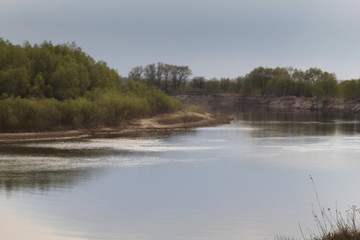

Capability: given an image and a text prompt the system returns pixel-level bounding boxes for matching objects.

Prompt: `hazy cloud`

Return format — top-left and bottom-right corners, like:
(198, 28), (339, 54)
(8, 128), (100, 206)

(1, 0), (360, 79)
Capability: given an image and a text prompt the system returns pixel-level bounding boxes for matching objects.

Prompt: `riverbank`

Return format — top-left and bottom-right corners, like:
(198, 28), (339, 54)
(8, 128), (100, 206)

(175, 93), (360, 113)
(0, 110), (232, 143)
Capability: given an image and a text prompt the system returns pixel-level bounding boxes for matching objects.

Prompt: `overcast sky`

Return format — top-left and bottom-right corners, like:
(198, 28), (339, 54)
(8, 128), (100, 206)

(1, 0), (360, 80)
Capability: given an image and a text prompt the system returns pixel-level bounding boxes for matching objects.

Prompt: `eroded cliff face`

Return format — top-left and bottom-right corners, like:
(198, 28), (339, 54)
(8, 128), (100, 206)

(174, 94), (360, 113)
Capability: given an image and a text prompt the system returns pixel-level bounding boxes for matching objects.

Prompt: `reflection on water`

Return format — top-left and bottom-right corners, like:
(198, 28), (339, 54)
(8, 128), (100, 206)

(234, 111), (360, 137)
(1, 110), (360, 240)
(0, 136), (223, 193)
(0, 168), (91, 192)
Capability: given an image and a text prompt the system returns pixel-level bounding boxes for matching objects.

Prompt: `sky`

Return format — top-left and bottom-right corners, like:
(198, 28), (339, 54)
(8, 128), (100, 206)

(1, 0), (360, 80)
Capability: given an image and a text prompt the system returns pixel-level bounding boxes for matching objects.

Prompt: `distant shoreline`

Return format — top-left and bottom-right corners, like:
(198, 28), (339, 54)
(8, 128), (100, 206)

(0, 111), (232, 143)
(175, 94), (360, 114)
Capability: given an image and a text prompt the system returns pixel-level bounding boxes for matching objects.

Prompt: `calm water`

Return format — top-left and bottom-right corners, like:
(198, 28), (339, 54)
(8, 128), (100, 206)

(1, 111), (360, 240)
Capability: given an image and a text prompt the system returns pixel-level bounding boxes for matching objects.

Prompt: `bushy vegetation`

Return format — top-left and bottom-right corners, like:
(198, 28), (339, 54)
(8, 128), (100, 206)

(131, 63), (360, 100)
(311, 206), (360, 240)
(0, 83), (180, 132)
(192, 67), (348, 99)
(0, 39), (123, 99)
(278, 176), (360, 240)
(157, 113), (205, 125)
(182, 104), (206, 114)
(307, 175), (360, 240)
(0, 40), (180, 132)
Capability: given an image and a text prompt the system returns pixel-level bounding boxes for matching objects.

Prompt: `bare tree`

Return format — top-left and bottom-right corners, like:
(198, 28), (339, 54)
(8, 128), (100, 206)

(144, 63), (156, 86)
(128, 66), (143, 82)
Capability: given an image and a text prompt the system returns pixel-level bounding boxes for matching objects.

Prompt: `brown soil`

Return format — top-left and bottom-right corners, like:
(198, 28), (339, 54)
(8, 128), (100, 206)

(0, 111), (233, 143)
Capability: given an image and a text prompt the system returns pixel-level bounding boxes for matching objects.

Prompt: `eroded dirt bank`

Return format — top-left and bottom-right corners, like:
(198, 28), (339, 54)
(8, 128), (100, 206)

(175, 94), (360, 113)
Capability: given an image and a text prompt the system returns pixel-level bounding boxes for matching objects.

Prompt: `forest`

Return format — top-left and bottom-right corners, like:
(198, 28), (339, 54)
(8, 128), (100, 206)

(129, 63), (360, 99)
(0, 40), (180, 131)
(2, 39), (360, 132)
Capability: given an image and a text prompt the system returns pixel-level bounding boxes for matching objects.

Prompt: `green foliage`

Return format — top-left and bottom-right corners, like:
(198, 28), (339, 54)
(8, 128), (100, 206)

(294, 80), (313, 97)
(0, 87), (180, 131)
(219, 78), (232, 92)
(314, 72), (338, 97)
(0, 66), (31, 97)
(29, 73), (45, 97)
(188, 76), (206, 92)
(172, 66), (346, 99)
(182, 104), (206, 114)
(204, 79), (220, 92)
(157, 113), (205, 125)
(127, 63), (346, 99)
(244, 67), (274, 95)
(89, 61), (121, 90)
(3, 38), (360, 132)
(266, 75), (296, 97)
(304, 67), (324, 83)
(0, 39), (181, 132)
(0, 97), (61, 130)
(338, 79), (360, 100)
(0, 39), (122, 100)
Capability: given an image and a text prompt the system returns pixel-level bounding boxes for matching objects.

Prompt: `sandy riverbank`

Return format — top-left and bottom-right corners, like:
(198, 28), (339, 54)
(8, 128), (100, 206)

(0, 111), (232, 143)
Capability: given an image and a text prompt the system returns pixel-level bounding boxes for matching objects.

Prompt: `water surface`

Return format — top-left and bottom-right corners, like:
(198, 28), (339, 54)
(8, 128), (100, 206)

(1, 111), (360, 239)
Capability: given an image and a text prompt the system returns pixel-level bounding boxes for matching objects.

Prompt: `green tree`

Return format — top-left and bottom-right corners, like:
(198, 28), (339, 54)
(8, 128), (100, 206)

(294, 80), (313, 97)
(244, 67), (273, 95)
(266, 74), (296, 97)
(338, 80), (360, 100)
(291, 69), (306, 82)
(189, 76), (206, 92)
(204, 78), (220, 92)
(50, 61), (80, 100)
(89, 61), (121, 90)
(314, 72), (338, 98)
(29, 73), (45, 98)
(1, 66), (31, 97)
(220, 78), (231, 92)
(304, 68), (323, 83)
(77, 64), (90, 95)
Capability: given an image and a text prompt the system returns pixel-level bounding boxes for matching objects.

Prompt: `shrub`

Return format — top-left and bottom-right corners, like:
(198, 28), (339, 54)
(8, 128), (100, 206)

(0, 87), (181, 131)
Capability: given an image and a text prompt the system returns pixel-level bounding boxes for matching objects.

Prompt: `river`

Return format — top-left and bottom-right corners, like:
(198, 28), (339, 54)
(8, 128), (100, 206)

(1, 110), (360, 240)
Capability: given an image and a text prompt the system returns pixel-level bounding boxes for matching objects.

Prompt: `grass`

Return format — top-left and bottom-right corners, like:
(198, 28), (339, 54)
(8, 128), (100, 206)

(181, 104), (206, 114)
(0, 88), (181, 132)
(157, 112), (206, 125)
(277, 175), (360, 240)
(307, 205), (360, 240)
(156, 104), (208, 125)
(308, 175), (360, 240)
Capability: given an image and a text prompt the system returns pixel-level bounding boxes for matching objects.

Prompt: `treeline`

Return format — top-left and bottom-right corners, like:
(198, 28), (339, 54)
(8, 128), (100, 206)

(0, 40), (180, 131)
(130, 64), (360, 100)
(0, 39), (121, 99)
(128, 63), (192, 94)
(3, 38), (360, 131)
